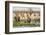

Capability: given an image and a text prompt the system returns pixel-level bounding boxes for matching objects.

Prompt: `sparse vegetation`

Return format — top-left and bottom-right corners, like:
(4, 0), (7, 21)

(13, 18), (40, 27)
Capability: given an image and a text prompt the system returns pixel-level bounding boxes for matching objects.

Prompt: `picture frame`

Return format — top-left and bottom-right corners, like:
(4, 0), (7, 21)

(5, 1), (45, 34)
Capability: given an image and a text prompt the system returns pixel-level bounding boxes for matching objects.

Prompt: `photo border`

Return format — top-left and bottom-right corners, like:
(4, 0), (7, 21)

(5, 1), (45, 34)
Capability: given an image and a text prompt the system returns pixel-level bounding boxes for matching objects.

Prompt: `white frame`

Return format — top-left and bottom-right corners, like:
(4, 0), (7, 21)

(9, 3), (43, 32)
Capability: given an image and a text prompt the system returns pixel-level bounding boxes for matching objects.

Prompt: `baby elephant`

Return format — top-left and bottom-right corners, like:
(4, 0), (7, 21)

(27, 18), (31, 23)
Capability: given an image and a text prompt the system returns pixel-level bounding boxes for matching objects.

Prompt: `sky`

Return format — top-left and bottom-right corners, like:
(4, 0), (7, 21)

(13, 7), (40, 12)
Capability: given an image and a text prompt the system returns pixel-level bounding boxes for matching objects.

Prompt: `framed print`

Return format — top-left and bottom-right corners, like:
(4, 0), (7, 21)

(5, 1), (45, 34)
